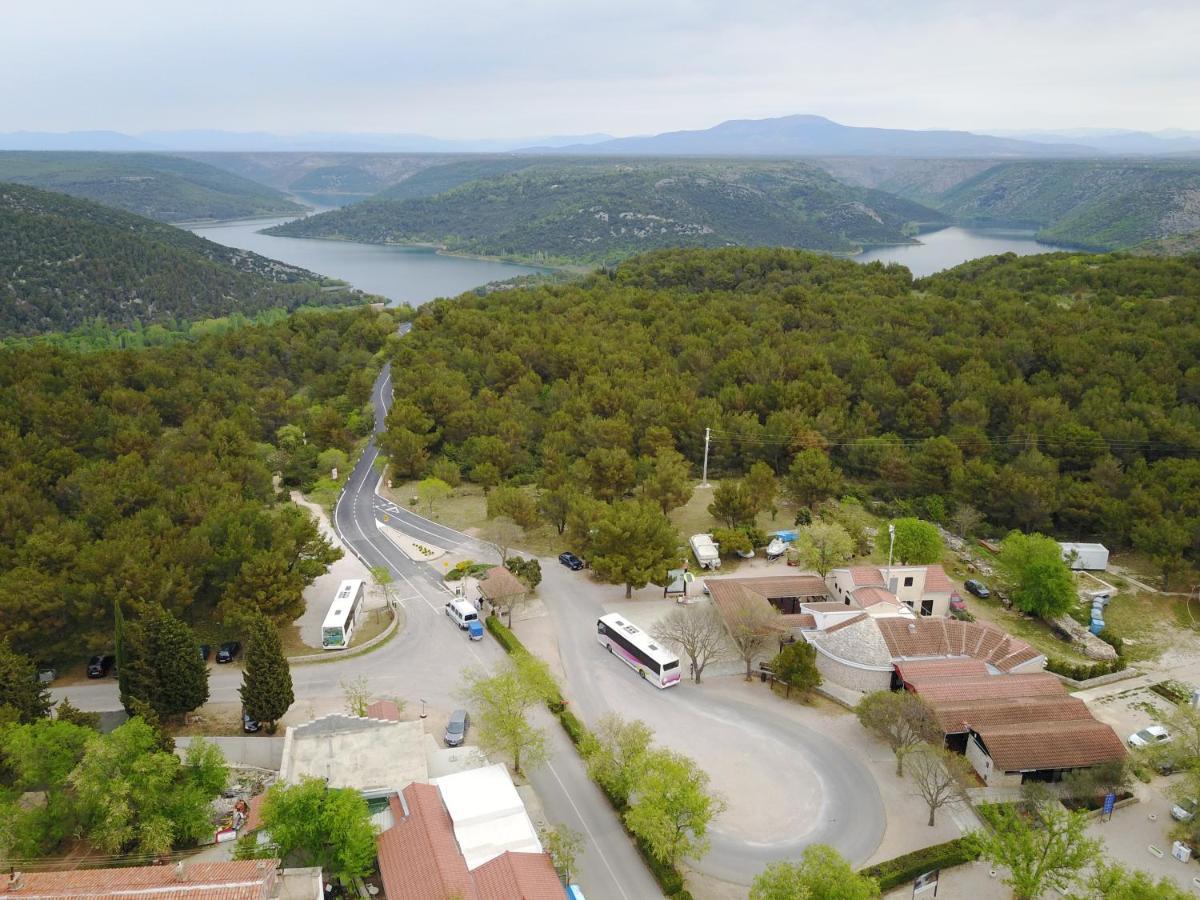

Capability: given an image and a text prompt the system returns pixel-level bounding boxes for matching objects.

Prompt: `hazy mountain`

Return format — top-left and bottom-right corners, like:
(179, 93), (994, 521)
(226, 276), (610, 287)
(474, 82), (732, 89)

(541, 115), (1098, 158)
(995, 129), (1200, 155)
(0, 130), (155, 151)
(0, 152), (303, 222)
(0, 130), (613, 154)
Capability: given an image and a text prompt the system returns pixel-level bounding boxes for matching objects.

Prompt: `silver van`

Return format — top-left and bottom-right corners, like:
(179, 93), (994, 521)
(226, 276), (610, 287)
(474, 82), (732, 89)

(444, 709), (470, 747)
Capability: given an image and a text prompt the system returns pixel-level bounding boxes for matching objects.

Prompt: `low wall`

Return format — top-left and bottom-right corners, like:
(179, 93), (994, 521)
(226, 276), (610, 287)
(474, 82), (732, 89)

(1052, 666), (1139, 690)
(175, 735), (284, 770)
(287, 606), (400, 665)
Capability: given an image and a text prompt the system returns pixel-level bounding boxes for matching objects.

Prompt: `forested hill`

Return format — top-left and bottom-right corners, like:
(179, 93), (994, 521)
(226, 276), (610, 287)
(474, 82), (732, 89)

(0, 306), (401, 659)
(385, 247), (1200, 573)
(819, 158), (1200, 252)
(0, 183), (360, 337)
(266, 161), (946, 263)
(0, 151), (304, 222)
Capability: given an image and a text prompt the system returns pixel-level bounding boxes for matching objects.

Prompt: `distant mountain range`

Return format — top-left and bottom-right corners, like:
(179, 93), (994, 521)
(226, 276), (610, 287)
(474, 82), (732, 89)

(4, 115), (1199, 157)
(541, 115), (1098, 158)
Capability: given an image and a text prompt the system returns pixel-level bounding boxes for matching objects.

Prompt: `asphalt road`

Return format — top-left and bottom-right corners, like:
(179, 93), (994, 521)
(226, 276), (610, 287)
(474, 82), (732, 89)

(54, 327), (662, 900)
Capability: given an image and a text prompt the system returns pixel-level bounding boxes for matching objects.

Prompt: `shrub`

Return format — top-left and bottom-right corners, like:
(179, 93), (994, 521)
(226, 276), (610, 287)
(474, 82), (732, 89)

(558, 709), (589, 747)
(1096, 627), (1123, 654)
(858, 837), (980, 891)
(1045, 656), (1126, 681)
(636, 836), (685, 895)
(485, 614), (524, 655)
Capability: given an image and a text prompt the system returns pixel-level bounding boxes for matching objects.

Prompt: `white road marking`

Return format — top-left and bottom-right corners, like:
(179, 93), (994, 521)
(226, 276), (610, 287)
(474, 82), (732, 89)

(546, 761), (631, 900)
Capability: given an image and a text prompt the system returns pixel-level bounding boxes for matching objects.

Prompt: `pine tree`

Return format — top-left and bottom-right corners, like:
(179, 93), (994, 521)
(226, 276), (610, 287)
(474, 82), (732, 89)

(240, 610), (294, 733)
(114, 598), (137, 714)
(0, 638), (51, 723)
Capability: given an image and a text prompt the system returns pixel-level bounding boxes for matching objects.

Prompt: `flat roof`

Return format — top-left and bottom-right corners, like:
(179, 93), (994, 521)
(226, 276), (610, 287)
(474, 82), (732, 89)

(430, 763), (543, 870)
(280, 715), (427, 794)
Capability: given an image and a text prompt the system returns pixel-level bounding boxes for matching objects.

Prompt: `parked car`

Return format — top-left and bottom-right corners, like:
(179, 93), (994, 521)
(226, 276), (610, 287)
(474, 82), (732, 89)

(444, 709), (470, 747)
(467, 619), (485, 641)
(949, 593), (967, 613)
(558, 551), (584, 571)
(86, 654), (114, 678)
(1128, 724), (1171, 748)
(1173, 798), (1199, 822)
(446, 600), (480, 630)
(964, 579), (990, 599)
(216, 641), (241, 663)
(242, 711), (261, 734)
(37, 663), (56, 684)
(199, 644), (211, 662)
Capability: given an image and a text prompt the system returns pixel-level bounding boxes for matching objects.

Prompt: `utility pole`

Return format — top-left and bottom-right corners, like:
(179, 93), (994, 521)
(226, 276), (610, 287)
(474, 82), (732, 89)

(886, 523), (896, 591)
(700, 427), (712, 488)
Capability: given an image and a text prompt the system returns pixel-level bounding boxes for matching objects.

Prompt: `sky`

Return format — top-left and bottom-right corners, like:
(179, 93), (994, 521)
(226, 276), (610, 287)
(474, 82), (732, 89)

(2, 0), (1198, 138)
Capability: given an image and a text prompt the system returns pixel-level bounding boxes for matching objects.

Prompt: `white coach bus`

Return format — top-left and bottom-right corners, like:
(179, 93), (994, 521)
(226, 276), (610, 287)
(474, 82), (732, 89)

(321, 579), (366, 649)
(596, 613), (682, 688)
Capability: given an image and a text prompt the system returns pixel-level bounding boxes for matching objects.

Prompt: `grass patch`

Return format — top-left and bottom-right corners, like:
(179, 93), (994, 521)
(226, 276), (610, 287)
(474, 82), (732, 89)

(965, 597), (1093, 665)
(1104, 590), (1182, 662)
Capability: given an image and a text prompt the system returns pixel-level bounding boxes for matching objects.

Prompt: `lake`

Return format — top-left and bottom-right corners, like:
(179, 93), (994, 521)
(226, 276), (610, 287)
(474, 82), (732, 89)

(186, 214), (546, 305)
(855, 226), (1070, 277)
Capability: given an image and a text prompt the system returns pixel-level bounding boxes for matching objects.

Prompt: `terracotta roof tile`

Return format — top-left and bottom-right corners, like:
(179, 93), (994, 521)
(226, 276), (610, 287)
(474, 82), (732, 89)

(0, 862), (278, 900)
(894, 658), (989, 683)
(848, 566), (885, 587)
(931, 696), (1092, 734)
(907, 673), (1065, 704)
(852, 586), (899, 607)
(974, 720), (1127, 771)
(473, 852), (564, 900)
(479, 566), (527, 600)
(366, 699), (402, 721)
(923, 565), (954, 593)
(377, 784), (477, 900)
(823, 612), (869, 634)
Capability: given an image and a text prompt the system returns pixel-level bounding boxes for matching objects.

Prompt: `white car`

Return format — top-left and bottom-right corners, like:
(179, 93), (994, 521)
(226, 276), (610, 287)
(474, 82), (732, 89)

(1128, 725), (1171, 748)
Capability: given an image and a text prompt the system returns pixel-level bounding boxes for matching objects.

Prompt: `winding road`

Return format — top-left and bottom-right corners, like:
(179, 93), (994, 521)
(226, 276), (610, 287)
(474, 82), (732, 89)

(54, 322), (886, 894)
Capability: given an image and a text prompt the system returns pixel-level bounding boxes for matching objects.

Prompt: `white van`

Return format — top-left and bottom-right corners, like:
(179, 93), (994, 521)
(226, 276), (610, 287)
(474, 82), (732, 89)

(445, 599), (480, 630)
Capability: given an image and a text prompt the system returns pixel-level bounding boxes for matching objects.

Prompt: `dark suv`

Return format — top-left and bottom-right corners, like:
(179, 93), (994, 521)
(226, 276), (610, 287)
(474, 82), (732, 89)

(216, 641), (241, 663)
(87, 654), (114, 678)
(964, 579), (990, 599)
(558, 551), (584, 571)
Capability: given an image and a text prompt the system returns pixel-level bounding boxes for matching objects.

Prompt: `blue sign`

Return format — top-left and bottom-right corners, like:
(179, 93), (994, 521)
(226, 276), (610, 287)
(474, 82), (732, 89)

(1103, 792), (1117, 816)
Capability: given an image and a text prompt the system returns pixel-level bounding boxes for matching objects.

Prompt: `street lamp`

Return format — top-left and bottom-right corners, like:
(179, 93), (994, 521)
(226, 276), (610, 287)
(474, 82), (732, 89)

(886, 523), (896, 589)
(419, 699), (427, 719)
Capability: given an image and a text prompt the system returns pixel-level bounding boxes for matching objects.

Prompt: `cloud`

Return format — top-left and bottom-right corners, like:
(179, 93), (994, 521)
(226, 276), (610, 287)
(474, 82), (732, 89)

(1, 0), (1197, 135)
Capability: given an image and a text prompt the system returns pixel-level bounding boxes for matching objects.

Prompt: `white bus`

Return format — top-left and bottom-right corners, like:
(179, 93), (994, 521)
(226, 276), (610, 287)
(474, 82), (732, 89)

(596, 613), (681, 688)
(322, 579), (366, 649)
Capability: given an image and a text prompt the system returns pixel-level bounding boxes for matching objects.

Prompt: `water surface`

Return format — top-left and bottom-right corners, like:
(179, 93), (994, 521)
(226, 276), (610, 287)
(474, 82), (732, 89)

(855, 226), (1071, 277)
(187, 214), (546, 305)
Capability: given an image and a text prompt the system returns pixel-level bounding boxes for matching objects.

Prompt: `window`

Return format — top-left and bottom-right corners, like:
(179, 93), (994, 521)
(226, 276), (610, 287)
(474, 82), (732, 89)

(904, 576), (914, 587)
(921, 599), (933, 616)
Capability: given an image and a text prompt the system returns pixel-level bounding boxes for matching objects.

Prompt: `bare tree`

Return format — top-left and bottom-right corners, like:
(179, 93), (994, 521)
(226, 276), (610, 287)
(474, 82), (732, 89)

(652, 604), (729, 684)
(951, 504), (983, 539)
(341, 675), (370, 717)
(483, 516), (523, 565)
(908, 743), (973, 827)
(856, 690), (942, 776)
(724, 595), (781, 681)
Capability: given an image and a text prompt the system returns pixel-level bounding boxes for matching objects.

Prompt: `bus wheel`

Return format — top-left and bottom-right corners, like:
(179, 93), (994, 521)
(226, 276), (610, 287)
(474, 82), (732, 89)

(639, 669), (646, 679)
(606, 644), (612, 653)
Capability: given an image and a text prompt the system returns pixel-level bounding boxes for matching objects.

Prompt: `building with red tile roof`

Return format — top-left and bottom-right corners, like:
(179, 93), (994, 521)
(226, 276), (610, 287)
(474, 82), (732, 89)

(829, 564), (956, 617)
(0, 861), (279, 900)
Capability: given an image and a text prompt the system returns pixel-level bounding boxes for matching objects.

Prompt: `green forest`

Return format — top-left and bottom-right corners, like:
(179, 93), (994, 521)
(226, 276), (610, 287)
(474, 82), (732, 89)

(267, 160), (945, 264)
(382, 247), (1200, 576)
(0, 151), (303, 222)
(0, 183), (362, 337)
(820, 157), (1200, 252)
(0, 306), (403, 661)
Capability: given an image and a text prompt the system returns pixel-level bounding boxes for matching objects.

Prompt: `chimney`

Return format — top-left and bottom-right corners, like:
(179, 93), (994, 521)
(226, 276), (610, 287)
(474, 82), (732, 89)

(173, 862), (186, 882)
(907, 622), (916, 634)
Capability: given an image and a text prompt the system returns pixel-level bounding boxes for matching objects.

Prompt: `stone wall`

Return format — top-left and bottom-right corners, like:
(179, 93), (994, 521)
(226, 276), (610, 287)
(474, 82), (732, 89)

(813, 652), (892, 694)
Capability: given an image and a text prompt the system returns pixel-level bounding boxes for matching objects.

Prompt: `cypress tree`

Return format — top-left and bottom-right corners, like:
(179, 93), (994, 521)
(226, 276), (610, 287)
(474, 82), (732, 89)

(144, 604), (209, 719)
(240, 610), (294, 734)
(114, 598), (136, 713)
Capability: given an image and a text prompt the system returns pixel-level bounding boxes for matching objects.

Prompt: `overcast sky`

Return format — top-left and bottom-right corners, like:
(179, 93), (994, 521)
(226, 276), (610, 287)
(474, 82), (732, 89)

(3, 0), (1197, 137)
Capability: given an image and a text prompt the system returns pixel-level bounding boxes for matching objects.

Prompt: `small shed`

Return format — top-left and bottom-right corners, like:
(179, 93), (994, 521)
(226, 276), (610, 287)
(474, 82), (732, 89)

(478, 566), (528, 614)
(1059, 542), (1109, 571)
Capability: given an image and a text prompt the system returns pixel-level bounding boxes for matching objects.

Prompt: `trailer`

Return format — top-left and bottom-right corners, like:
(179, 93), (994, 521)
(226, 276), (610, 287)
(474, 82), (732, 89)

(1059, 542), (1109, 571)
(689, 533), (721, 569)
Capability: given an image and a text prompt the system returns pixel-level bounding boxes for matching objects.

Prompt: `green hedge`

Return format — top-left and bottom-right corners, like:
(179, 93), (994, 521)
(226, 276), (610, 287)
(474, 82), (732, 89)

(484, 610), (693, 898)
(858, 837), (980, 891)
(1046, 654), (1126, 681)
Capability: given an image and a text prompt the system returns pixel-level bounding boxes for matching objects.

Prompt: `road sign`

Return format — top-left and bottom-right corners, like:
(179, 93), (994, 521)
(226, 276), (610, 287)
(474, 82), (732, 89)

(1103, 792), (1117, 820)
(913, 869), (939, 897)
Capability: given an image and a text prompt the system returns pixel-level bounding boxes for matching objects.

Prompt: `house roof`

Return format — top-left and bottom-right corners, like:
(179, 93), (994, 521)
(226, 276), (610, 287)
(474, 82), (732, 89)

(378, 784), (477, 900)
(780, 613), (816, 629)
(707, 582), (787, 633)
(974, 720), (1127, 772)
(852, 586), (899, 607)
(931, 696), (1093, 735)
(473, 853), (565, 900)
(923, 564), (953, 593)
(906, 673), (1065, 704)
(365, 699), (403, 721)
(800, 601), (856, 612)
(279, 715), (427, 793)
(875, 617), (1042, 672)
(0, 862), (279, 900)
(431, 763), (543, 870)
(893, 658), (989, 683)
(376, 782), (560, 900)
(846, 566), (886, 587)
(478, 566), (527, 600)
